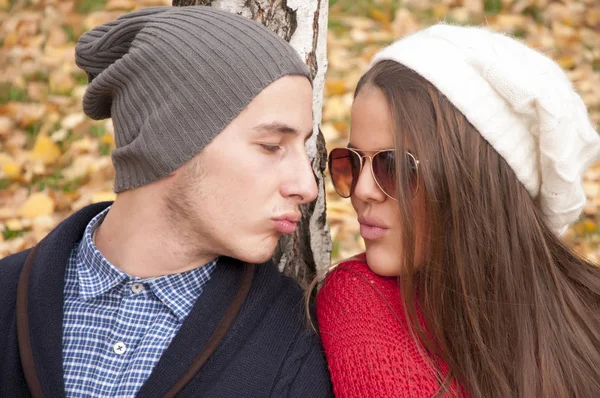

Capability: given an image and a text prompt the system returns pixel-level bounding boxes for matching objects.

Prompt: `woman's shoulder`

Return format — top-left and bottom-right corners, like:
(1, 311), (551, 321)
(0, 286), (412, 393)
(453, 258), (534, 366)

(319, 254), (400, 299)
(316, 254), (405, 325)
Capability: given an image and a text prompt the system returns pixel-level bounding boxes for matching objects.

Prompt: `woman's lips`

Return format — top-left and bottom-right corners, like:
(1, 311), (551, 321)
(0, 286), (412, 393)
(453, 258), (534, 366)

(358, 215), (388, 240)
(359, 224), (387, 240)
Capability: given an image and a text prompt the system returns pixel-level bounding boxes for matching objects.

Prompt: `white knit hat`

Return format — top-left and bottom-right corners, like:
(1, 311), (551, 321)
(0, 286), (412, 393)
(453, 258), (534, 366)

(371, 23), (600, 234)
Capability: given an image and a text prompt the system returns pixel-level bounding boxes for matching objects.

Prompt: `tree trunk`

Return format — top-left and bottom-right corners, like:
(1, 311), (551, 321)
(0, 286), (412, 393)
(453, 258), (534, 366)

(172, 0), (331, 288)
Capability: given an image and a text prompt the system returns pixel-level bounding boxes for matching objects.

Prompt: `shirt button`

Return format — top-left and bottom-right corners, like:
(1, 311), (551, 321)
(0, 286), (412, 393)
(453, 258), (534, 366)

(113, 342), (127, 355)
(131, 283), (144, 294)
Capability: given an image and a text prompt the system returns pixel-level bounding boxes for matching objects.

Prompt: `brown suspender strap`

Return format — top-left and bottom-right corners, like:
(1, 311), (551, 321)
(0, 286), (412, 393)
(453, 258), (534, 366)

(163, 262), (255, 398)
(16, 243), (254, 398)
(16, 243), (44, 398)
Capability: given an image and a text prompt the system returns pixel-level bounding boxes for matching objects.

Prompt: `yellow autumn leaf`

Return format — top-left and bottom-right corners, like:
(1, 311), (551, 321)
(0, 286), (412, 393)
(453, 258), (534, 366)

(101, 134), (114, 146)
(5, 218), (23, 231)
(30, 135), (61, 164)
(325, 80), (347, 96)
(2, 162), (22, 180)
(368, 8), (391, 25)
(333, 121), (349, 134)
(583, 219), (597, 233)
(558, 56), (576, 69)
(91, 191), (116, 203)
(3, 31), (17, 47)
(433, 4), (449, 20)
(18, 193), (56, 218)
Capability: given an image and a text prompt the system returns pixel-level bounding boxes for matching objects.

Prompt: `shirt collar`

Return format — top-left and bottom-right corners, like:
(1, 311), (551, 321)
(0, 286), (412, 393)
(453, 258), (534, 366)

(148, 259), (218, 321)
(76, 206), (219, 321)
(76, 206), (128, 301)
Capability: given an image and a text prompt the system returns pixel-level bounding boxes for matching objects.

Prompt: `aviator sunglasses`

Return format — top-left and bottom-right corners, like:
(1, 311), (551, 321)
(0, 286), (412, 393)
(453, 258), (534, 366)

(327, 147), (420, 200)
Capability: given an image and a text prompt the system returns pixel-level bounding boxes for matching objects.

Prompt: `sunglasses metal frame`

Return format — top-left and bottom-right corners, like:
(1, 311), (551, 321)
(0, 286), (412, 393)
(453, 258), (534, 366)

(328, 147), (420, 200)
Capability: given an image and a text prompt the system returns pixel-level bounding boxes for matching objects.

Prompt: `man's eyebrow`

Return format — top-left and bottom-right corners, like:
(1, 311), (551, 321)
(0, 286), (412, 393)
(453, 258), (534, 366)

(252, 122), (313, 142)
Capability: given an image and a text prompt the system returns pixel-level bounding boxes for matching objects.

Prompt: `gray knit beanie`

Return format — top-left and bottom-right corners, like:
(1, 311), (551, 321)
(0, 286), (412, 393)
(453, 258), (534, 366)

(75, 6), (311, 192)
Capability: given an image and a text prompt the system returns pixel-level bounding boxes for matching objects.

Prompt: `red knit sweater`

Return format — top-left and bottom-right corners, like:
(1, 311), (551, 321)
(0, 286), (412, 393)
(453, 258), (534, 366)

(316, 256), (466, 397)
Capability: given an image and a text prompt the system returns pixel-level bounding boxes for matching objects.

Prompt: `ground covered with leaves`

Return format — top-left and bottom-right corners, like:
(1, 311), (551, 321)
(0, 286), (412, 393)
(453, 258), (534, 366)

(1, 0), (599, 262)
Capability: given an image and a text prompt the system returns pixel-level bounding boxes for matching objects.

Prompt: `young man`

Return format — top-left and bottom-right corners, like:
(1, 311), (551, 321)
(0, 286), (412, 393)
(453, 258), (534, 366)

(0, 6), (332, 397)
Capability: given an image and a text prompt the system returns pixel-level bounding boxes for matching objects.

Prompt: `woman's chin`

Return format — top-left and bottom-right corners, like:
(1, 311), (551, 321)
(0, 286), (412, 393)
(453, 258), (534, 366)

(365, 248), (402, 277)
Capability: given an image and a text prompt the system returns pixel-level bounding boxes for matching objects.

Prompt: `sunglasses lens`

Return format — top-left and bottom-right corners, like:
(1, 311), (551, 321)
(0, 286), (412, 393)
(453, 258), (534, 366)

(372, 150), (397, 198)
(329, 148), (360, 198)
(372, 151), (419, 199)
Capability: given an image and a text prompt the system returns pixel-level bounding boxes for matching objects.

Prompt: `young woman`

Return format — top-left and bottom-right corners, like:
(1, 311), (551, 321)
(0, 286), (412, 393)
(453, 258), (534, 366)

(316, 24), (600, 397)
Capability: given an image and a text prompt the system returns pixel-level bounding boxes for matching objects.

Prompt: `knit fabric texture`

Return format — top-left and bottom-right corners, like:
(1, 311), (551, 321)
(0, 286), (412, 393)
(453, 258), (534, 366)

(75, 6), (311, 193)
(371, 23), (600, 234)
(316, 256), (467, 398)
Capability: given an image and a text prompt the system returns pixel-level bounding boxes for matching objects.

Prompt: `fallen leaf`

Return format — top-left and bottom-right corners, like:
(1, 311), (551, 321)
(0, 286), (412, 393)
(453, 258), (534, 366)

(18, 192), (56, 218)
(367, 8), (391, 25)
(325, 79), (347, 96)
(62, 154), (95, 180)
(30, 135), (61, 164)
(50, 128), (69, 142)
(558, 55), (576, 69)
(2, 162), (22, 180)
(70, 137), (97, 154)
(3, 31), (18, 47)
(61, 112), (86, 130)
(101, 134), (114, 146)
(433, 4), (449, 19)
(5, 218), (23, 231)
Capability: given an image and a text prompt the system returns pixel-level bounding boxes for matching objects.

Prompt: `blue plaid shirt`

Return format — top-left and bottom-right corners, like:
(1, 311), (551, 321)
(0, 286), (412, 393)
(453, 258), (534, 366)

(62, 207), (217, 397)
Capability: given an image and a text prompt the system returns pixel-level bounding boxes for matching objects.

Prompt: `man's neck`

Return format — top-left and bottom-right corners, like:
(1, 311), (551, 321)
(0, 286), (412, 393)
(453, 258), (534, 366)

(93, 193), (217, 278)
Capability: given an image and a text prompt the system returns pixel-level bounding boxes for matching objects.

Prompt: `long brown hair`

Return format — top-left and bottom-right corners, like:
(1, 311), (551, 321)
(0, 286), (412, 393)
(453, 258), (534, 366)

(339, 60), (600, 397)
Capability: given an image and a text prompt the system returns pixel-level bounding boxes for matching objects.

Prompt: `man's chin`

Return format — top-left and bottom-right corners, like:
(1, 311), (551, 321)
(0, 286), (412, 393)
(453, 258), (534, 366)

(218, 231), (281, 264)
(230, 242), (277, 265)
